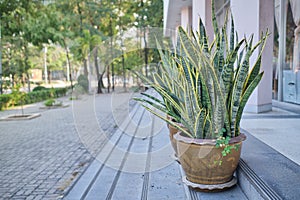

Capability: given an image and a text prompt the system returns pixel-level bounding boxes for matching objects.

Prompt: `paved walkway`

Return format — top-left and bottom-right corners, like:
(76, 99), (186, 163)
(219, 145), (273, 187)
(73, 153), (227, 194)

(65, 89), (247, 200)
(1, 87), (300, 199)
(240, 101), (300, 200)
(0, 89), (133, 200)
(241, 102), (300, 165)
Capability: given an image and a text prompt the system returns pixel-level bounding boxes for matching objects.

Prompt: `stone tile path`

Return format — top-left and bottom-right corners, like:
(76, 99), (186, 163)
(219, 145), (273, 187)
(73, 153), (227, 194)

(66, 90), (247, 200)
(0, 89), (248, 200)
(0, 91), (133, 200)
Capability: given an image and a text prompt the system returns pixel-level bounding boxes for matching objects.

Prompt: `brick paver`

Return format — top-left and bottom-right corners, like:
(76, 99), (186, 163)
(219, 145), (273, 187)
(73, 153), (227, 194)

(0, 91), (133, 199)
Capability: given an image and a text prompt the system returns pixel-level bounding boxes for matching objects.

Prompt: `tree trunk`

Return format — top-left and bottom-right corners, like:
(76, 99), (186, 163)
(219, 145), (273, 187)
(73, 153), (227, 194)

(83, 59), (88, 77)
(47, 70), (51, 84)
(100, 73), (105, 88)
(63, 39), (73, 91)
(24, 45), (31, 92)
(26, 72), (31, 92)
(94, 48), (102, 93)
(97, 79), (102, 93)
(106, 64), (110, 93)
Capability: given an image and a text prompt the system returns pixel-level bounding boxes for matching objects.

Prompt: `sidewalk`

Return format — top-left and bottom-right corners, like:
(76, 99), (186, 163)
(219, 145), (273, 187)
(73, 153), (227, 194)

(66, 89), (247, 200)
(66, 90), (300, 200)
(241, 102), (300, 165)
(0, 90), (133, 199)
(239, 101), (300, 199)
(1, 88), (299, 199)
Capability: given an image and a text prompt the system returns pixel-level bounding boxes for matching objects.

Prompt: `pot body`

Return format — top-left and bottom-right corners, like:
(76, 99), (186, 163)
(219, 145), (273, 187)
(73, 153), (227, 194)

(166, 116), (182, 157)
(175, 132), (246, 185)
(168, 124), (179, 156)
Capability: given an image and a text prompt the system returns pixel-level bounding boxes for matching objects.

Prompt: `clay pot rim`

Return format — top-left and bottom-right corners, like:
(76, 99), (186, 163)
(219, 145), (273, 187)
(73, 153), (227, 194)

(167, 122), (185, 129)
(174, 132), (246, 145)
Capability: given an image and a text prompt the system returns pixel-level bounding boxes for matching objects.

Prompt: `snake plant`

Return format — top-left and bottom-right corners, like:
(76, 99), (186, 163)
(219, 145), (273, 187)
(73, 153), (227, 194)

(134, 5), (268, 139)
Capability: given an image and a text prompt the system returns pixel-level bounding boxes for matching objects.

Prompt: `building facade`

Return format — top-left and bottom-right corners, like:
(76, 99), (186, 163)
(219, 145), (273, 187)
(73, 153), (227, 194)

(163, 0), (300, 113)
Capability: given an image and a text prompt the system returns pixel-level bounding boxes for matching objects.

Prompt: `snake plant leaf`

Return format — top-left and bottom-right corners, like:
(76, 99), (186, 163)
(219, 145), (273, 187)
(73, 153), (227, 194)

(230, 39), (254, 133)
(217, 28), (226, 74)
(230, 14), (235, 52)
(182, 58), (201, 111)
(247, 34), (254, 51)
(235, 31), (239, 45)
(211, 0), (219, 35)
(185, 88), (195, 123)
(132, 70), (153, 87)
(198, 53), (231, 134)
(150, 77), (183, 117)
(153, 73), (167, 90)
(140, 103), (193, 138)
(153, 86), (183, 114)
(191, 28), (199, 47)
(221, 39), (245, 98)
(199, 18), (209, 53)
(221, 62), (234, 102)
(180, 58), (198, 102)
(213, 96), (226, 137)
(157, 48), (172, 74)
(236, 49), (244, 73)
(225, 39), (245, 65)
(223, 9), (229, 31)
(133, 97), (181, 126)
(245, 56), (261, 90)
(140, 93), (165, 107)
(195, 73), (203, 108)
(157, 41), (179, 78)
(159, 71), (174, 90)
(240, 36), (265, 91)
(245, 32), (268, 89)
(213, 34), (221, 75)
(199, 74), (212, 111)
(195, 109), (206, 139)
(230, 33), (266, 135)
(176, 29), (185, 57)
(233, 72), (264, 136)
(133, 97), (168, 114)
(203, 111), (212, 139)
(134, 0), (267, 139)
(178, 27), (197, 58)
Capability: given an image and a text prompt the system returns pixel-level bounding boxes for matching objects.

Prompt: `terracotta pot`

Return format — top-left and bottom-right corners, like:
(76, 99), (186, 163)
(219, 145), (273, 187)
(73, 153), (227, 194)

(168, 123), (180, 157)
(174, 132), (246, 185)
(166, 116), (181, 157)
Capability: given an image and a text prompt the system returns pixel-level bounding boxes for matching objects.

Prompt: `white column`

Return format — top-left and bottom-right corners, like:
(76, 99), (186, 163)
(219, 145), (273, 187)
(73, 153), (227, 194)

(278, 0), (287, 101)
(231, 0), (274, 113)
(192, 0), (214, 41)
(289, 0), (300, 71)
(181, 6), (192, 31)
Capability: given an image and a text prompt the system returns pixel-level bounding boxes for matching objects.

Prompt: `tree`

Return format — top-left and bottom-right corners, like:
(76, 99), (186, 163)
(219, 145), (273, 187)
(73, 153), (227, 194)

(1, 1), (64, 90)
(0, 0), (164, 94)
(132, 0), (163, 77)
(73, 29), (101, 92)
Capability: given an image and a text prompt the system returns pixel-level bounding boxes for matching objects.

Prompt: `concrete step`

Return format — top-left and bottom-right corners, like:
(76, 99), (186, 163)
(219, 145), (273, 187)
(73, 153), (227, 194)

(65, 101), (248, 200)
(237, 129), (300, 200)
